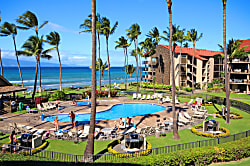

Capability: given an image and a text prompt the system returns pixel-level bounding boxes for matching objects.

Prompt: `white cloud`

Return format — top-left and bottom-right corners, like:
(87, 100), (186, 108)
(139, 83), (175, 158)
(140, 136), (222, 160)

(47, 22), (78, 34)
(71, 56), (88, 59)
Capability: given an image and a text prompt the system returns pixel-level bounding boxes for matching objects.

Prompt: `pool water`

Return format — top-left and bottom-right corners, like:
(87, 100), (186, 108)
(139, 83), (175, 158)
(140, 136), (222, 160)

(76, 101), (91, 105)
(44, 103), (166, 122)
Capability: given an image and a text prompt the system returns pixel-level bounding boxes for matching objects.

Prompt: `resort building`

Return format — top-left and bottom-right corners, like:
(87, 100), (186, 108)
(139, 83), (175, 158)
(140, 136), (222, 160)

(143, 44), (222, 89)
(143, 39), (250, 94)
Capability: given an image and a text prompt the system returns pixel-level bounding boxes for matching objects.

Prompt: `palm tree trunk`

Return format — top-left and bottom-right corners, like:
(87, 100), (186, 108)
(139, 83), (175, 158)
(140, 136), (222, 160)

(0, 48), (3, 76)
(83, 0), (96, 161)
(39, 57), (41, 92)
(135, 38), (139, 96)
(192, 42), (195, 94)
(179, 42), (182, 91)
(130, 73), (132, 84)
(102, 73), (105, 87)
(167, 0), (179, 140)
(126, 49), (129, 87)
(56, 47), (62, 91)
(32, 57), (39, 100)
(98, 33), (101, 92)
(123, 48), (127, 90)
(106, 37), (111, 98)
(13, 36), (24, 87)
(223, 1), (230, 124)
(157, 51), (163, 84)
(139, 52), (142, 89)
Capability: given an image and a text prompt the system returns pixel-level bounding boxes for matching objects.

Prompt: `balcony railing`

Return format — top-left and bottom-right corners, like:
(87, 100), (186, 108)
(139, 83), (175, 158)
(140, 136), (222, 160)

(230, 79), (249, 84)
(142, 60), (157, 65)
(228, 58), (250, 63)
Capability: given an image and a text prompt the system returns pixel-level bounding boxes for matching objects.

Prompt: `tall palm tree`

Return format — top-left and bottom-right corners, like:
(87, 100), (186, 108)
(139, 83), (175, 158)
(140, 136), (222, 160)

(126, 24), (141, 96)
(186, 29), (203, 94)
(222, 0), (229, 124)
(219, 39), (250, 123)
(166, 0), (179, 140)
(101, 17), (118, 97)
(177, 28), (186, 91)
(83, 0), (97, 160)
(16, 10), (48, 92)
(80, 14), (102, 92)
(45, 31), (62, 91)
(146, 27), (162, 84)
(0, 11), (2, 76)
(17, 36), (52, 99)
(115, 36), (130, 90)
(0, 22), (24, 87)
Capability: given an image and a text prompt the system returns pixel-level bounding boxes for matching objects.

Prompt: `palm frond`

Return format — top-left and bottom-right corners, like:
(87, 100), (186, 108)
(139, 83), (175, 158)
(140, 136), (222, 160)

(39, 21), (48, 29)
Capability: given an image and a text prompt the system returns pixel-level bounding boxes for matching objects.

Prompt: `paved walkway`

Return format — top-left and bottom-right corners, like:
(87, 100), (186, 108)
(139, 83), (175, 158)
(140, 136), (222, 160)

(0, 97), (200, 135)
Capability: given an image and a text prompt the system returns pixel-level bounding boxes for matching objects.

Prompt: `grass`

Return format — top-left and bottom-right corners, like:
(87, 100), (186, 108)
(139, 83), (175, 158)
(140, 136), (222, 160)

(45, 139), (110, 155)
(201, 92), (250, 100)
(210, 157), (250, 166)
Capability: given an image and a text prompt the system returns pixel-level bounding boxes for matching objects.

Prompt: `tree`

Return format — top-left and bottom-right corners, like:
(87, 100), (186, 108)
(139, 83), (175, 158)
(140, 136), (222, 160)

(17, 36), (52, 99)
(101, 17), (118, 98)
(177, 28), (186, 91)
(166, 0), (179, 140)
(115, 36), (130, 90)
(90, 58), (108, 87)
(0, 22), (24, 87)
(83, 0), (97, 161)
(80, 14), (103, 92)
(0, 11), (3, 76)
(125, 64), (135, 84)
(146, 27), (162, 83)
(183, 42), (189, 48)
(127, 24), (141, 96)
(186, 29), (203, 94)
(219, 39), (250, 123)
(45, 31), (62, 91)
(16, 10), (48, 92)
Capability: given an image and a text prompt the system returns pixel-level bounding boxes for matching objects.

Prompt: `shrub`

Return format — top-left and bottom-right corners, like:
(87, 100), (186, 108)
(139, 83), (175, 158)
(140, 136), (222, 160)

(191, 125), (230, 138)
(0, 131), (3, 136)
(52, 91), (65, 100)
(184, 87), (192, 92)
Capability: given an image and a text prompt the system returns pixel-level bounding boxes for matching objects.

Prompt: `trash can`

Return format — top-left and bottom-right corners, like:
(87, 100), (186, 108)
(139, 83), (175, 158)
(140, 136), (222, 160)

(40, 113), (44, 121)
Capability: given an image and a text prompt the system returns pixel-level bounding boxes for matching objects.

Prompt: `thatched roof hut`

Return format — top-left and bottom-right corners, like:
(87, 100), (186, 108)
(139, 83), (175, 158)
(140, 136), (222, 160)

(0, 76), (27, 94)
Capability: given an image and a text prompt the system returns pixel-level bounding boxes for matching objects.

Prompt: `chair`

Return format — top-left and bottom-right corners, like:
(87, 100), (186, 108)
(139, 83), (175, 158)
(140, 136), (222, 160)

(37, 104), (46, 111)
(162, 96), (171, 103)
(150, 95), (155, 100)
(33, 129), (46, 136)
(132, 93), (137, 100)
(137, 94), (142, 100)
(79, 125), (90, 139)
(144, 126), (151, 135)
(178, 113), (190, 125)
(48, 102), (56, 109)
(141, 94), (146, 100)
(42, 103), (52, 110)
(183, 112), (192, 120)
(187, 99), (194, 105)
(146, 94), (151, 100)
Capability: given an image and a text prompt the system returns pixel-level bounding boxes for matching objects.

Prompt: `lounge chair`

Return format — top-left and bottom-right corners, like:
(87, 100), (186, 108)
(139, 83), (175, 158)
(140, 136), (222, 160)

(146, 94), (151, 100)
(79, 125), (90, 139)
(162, 96), (171, 103)
(178, 113), (191, 125)
(122, 127), (136, 135)
(150, 95), (155, 100)
(34, 129), (46, 136)
(42, 103), (52, 110)
(48, 102), (56, 109)
(137, 94), (142, 100)
(141, 94), (146, 100)
(183, 112), (192, 120)
(132, 93), (137, 100)
(136, 127), (146, 134)
(187, 99), (194, 105)
(37, 104), (46, 111)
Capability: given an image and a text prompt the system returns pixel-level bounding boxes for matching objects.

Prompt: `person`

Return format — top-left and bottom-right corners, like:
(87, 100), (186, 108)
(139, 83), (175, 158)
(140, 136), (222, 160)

(110, 109), (113, 113)
(71, 99), (77, 105)
(54, 116), (59, 131)
(69, 111), (76, 128)
(55, 100), (59, 111)
(118, 117), (123, 131)
(26, 105), (30, 112)
(9, 130), (17, 153)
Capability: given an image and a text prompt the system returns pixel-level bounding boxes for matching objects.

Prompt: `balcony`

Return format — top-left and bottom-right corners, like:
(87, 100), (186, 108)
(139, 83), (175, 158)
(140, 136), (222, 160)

(142, 60), (157, 65)
(230, 79), (250, 84)
(230, 69), (250, 74)
(228, 58), (250, 63)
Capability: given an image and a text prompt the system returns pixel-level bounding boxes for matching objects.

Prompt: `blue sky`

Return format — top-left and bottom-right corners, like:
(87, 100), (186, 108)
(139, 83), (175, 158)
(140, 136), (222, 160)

(1, 0), (249, 67)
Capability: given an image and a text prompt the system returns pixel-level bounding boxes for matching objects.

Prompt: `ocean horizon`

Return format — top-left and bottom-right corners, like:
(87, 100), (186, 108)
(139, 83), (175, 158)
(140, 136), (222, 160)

(4, 67), (141, 91)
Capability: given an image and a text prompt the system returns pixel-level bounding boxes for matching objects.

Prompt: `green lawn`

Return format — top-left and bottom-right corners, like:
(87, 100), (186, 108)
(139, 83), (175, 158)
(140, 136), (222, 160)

(210, 157), (250, 166)
(201, 92), (250, 100)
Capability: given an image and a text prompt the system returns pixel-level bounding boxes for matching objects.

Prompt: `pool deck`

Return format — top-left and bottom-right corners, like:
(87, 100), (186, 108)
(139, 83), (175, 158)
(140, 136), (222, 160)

(0, 97), (200, 135)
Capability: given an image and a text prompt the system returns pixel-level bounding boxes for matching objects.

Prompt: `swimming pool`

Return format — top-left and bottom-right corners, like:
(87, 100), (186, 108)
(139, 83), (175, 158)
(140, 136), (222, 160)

(44, 103), (166, 122)
(76, 101), (91, 105)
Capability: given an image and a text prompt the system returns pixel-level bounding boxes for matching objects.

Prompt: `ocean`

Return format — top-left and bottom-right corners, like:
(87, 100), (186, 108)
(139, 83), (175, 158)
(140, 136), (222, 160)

(4, 67), (140, 91)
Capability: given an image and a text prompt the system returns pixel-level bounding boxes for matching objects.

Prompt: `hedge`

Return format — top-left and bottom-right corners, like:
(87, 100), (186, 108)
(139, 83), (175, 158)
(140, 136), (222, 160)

(214, 111), (243, 119)
(107, 139), (152, 158)
(108, 137), (250, 165)
(191, 124), (230, 138)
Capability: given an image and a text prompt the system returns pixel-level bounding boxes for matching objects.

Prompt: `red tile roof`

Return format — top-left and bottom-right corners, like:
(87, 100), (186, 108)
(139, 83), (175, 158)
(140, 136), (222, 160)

(239, 39), (250, 51)
(159, 44), (223, 61)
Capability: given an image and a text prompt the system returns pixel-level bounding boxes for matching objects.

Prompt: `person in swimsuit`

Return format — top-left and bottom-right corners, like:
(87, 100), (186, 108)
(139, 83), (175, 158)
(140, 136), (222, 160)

(69, 111), (76, 128)
(54, 116), (59, 131)
(9, 130), (17, 153)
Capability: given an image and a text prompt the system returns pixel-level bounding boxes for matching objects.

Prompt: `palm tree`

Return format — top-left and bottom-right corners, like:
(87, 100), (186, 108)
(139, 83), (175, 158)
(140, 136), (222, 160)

(90, 58), (108, 87)
(115, 36), (130, 90)
(146, 27), (162, 84)
(45, 31), (62, 91)
(17, 36), (52, 99)
(186, 29), (203, 94)
(126, 64), (135, 84)
(126, 24), (141, 96)
(83, 0), (97, 160)
(16, 10), (48, 92)
(219, 39), (250, 123)
(166, 0), (179, 140)
(101, 17), (118, 98)
(0, 11), (2, 76)
(177, 28), (186, 91)
(183, 42), (189, 48)
(0, 22), (24, 87)
(80, 14), (103, 92)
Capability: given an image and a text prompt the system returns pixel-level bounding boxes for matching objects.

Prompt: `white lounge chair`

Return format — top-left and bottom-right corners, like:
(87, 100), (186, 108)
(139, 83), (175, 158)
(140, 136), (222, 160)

(150, 95), (155, 100)
(132, 93), (137, 100)
(179, 113), (190, 125)
(141, 94), (146, 100)
(163, 96), (171, 103)
(137, 93), (142, 100)
(188, 99), (194, 105)
(79, 125), (90, 139)
(37, 104), (46, 111)
(146, 94), (151, 100)
(183, 112), (192, 120)
(34, 129), (46, 136)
